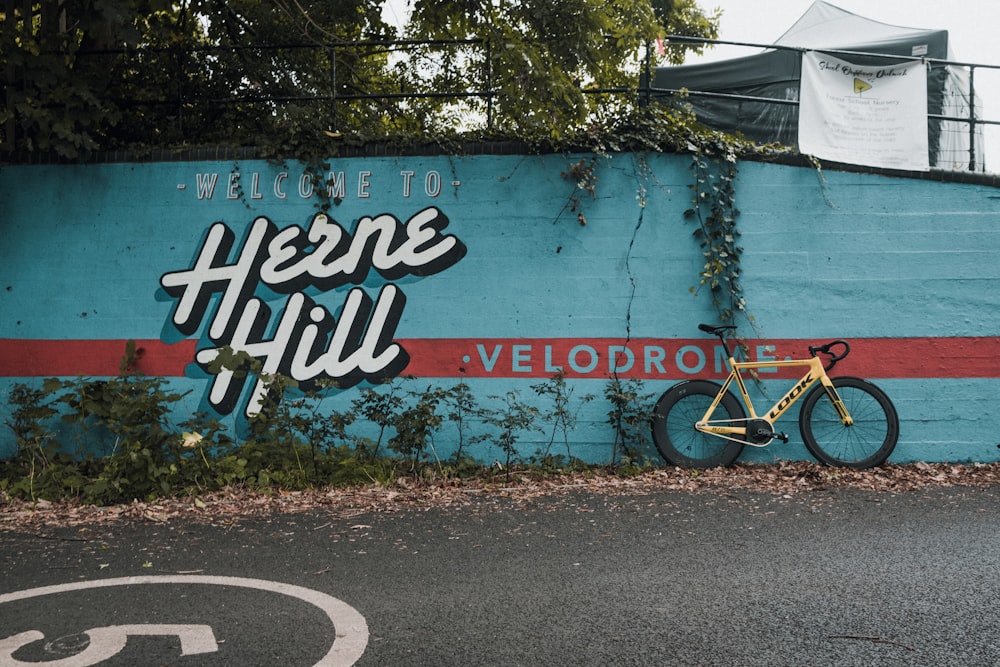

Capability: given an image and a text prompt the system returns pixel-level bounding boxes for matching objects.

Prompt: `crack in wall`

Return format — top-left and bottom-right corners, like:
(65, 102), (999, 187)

(622, 205), (643, 348)
(619, 161), (648, 380)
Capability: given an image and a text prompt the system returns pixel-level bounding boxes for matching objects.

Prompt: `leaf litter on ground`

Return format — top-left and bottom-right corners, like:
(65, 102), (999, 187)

(3, 461), (1000, 530)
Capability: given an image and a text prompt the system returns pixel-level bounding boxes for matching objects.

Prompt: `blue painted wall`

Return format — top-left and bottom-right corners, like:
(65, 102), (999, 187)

(1, 152), (998, 464)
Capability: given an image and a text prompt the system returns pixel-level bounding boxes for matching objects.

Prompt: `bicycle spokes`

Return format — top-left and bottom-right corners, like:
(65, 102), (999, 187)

(652, 380), (746, 468)
(799, 378), (899, 468)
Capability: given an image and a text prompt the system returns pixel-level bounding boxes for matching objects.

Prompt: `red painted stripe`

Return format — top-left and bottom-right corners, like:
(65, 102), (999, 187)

(1, 337), (998, 379)
(0, 339), (198, 378)
(401, 337), (1000, 380)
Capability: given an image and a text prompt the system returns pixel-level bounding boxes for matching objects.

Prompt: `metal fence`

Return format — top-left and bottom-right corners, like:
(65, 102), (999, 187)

(651, 36), (1000, 173)
(5, 33), (999, 171)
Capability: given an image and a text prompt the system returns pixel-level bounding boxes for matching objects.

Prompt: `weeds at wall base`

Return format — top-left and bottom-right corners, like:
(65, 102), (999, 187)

(1, 347), (657, 505)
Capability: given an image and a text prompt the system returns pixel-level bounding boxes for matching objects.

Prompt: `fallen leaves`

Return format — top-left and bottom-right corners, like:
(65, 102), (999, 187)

(2, 460), (1000, 530)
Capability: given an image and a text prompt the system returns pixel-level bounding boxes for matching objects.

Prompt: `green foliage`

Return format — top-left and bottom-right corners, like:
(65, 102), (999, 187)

(2, 383), (83, 501)
(685, 138), (746, 324)
(350, 380), (407, 459)
(441, 382), (479, 463)
(1, 0), (401, 159)
(1, 345), (674, 504)
(605, 377), (655, 465)
(560, 158), (600, 226)
(388, 385), (448, 468)
(531, 372), (594, 462)
(239, 373), (310, 489)
(176, 412), (238, 491)
(55, 375), (181, 453)
(5, 384), (58, 458)
(405, 0), (716, 142)
(2, 0), (720, 159)
(476, 391), (543, 481)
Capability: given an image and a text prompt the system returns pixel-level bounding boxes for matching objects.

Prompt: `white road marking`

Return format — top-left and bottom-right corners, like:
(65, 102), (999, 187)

(0, 575), (368, 666)
(0, 625), (217, 666)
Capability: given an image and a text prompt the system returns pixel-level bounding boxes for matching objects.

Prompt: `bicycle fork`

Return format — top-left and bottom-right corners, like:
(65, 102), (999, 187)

(820, 377), (854, 426)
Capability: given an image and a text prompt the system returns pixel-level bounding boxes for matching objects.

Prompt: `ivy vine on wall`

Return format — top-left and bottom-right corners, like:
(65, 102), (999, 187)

(555, 111), (782, 328)
(685, 143), (746, 325)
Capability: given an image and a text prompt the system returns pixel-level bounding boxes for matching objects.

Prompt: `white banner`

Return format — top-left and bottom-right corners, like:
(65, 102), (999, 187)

(799, 51), (929, 171)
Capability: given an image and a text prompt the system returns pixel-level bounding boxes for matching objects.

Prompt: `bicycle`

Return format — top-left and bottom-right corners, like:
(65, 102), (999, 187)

(651, 324), (899, 469)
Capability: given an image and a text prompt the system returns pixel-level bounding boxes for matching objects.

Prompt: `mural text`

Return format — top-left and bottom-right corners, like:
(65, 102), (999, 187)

(160, 206), (467, 416)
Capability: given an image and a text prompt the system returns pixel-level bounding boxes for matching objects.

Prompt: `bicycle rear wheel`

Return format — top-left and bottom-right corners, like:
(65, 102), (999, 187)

(798, 376), (899, 469)
(651, 380), (746, 468)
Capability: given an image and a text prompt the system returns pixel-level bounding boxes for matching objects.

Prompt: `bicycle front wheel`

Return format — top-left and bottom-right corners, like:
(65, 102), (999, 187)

(799, 376), (899, 469)
(651, 380), (746, 468)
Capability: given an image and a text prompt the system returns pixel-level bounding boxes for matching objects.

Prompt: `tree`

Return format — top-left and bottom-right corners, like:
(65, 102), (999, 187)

(1, 0), (167, 157)
(402, 0), (719, 141)
(1, 0), (401, 158)
(1, 0), (719, 158)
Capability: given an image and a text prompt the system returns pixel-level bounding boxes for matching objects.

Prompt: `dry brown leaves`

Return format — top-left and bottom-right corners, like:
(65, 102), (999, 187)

(3, 460), (1000, 530)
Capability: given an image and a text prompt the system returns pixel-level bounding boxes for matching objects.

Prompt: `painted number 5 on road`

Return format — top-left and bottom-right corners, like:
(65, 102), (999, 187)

(0, 575), (368, 667)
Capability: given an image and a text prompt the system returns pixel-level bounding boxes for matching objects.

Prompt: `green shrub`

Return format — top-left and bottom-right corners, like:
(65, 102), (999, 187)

(605, 377), (655, 465)
(0, 344), (663, 504)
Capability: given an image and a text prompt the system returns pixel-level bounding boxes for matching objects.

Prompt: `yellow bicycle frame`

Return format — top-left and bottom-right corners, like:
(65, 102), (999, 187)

(696, 353), (854, 445)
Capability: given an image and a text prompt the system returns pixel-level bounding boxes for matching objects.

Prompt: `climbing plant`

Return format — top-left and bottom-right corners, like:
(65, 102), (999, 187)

(555, 101), (786, 329)
(683, 131), (791, 329)
(685, 139), (746, 325)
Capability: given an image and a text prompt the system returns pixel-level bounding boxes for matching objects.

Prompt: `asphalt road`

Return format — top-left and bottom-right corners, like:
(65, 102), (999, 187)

(2, 485), (1000, 666)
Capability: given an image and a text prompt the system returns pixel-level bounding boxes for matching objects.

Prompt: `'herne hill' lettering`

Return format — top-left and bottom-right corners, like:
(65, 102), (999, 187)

(160, 207), (467, 416)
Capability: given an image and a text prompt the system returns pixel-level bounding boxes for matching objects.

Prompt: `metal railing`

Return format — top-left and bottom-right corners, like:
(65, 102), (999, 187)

(648, 36), (1000, 173)
(4, 34), (999, 171)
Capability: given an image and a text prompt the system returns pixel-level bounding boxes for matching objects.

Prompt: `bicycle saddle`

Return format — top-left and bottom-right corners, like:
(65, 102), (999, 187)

(698, 323), (736, 335)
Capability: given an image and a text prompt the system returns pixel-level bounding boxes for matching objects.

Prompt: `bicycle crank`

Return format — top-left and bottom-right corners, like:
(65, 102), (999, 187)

(746, 419), (789, 447)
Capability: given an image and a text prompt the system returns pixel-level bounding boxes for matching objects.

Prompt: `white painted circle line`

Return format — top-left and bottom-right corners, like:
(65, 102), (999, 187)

(0, 575), (369, 667)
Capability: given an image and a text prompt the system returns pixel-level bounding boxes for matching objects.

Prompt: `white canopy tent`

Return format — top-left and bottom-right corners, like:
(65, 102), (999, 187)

(647, 1), (983, 171)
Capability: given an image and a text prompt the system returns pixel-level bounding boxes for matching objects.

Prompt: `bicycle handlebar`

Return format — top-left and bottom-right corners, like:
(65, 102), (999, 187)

(698, 324), (850, 371)
(809, 340), (850, 371)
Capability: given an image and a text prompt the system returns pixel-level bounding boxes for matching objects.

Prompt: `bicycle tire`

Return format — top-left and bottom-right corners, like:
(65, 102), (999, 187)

(798, 376), (899, 469)
(651, 380), (746, 468)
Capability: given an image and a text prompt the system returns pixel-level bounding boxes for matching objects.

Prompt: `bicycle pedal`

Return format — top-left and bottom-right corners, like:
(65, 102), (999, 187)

(776, 432), (789, 443)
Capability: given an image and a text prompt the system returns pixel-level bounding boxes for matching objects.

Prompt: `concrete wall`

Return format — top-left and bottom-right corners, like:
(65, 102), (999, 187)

(1, 152), (998, 464)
